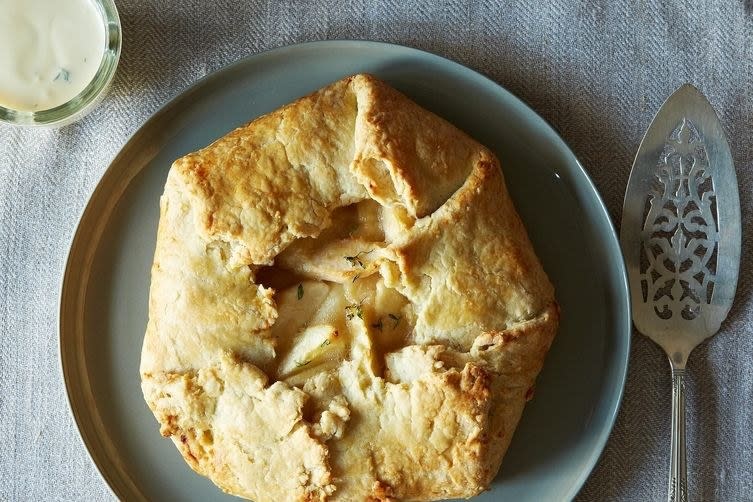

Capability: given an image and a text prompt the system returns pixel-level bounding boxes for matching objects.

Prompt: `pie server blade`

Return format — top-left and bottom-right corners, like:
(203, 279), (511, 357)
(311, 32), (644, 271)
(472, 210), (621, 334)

(619, 84), (741, 502)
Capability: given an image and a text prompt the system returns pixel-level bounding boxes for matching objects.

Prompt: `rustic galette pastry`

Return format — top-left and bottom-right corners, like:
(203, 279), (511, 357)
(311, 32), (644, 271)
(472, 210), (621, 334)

(140, 74), (559, 501)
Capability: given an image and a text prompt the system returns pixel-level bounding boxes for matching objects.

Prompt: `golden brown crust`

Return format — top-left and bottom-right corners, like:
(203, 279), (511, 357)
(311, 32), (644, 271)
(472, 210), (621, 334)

(141, 74), (558, 501)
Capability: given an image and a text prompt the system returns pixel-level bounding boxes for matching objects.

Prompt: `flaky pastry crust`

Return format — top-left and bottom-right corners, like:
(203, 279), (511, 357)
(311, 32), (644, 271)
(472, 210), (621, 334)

(141, 74), (559, 501)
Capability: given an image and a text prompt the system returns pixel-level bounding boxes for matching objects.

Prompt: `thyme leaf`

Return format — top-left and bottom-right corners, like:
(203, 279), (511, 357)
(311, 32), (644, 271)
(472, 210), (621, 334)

(344, 249), (375, 269)
(344, 256), (364, 268)
(54, 68), (71, 82)
(388, 313), (401, 328)
(345, 303), (364, 320)
(371, 318), (383, 331)
(294, 359), (311, 368)
(297, 283), (304, 300)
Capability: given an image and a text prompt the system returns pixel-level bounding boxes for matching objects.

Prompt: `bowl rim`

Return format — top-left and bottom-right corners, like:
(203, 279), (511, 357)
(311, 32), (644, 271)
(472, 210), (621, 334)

(0, 0), (122, 128)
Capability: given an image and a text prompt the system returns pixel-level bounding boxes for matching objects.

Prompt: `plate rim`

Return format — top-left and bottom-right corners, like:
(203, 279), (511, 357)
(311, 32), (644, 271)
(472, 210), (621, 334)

(58, 39), (631, 501)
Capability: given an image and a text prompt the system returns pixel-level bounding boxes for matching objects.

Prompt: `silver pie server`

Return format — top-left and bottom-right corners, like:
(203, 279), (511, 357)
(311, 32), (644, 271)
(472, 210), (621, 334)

(620, 84), (741, 502)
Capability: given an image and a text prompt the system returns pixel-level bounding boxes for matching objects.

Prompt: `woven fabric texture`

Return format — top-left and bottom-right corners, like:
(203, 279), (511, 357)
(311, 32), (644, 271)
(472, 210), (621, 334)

(1, 1), (751, 500)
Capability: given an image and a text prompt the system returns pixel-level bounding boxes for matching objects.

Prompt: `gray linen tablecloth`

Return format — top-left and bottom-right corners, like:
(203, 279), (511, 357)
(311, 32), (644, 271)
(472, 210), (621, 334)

(1, 1), (751, 500)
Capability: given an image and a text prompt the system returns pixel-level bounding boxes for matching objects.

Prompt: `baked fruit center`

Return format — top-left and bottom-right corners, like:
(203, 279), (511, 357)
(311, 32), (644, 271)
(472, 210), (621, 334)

(257, 199), (414, 386)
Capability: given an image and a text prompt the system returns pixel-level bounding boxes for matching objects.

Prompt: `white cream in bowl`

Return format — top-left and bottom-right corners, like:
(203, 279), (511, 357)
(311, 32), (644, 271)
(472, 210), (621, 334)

(0, 0), (106, 112)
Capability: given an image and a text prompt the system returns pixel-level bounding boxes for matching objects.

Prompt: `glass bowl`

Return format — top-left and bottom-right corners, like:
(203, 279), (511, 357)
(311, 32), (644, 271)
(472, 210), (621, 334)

(0, 0), (122, 128)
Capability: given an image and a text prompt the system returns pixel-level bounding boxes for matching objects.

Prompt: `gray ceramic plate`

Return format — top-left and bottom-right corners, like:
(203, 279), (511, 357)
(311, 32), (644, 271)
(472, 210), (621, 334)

(60, 41), (630, 501)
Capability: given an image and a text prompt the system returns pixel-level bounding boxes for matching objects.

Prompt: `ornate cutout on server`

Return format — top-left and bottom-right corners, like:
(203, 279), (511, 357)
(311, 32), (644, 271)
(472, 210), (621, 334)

(640, 118), (718, 321)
